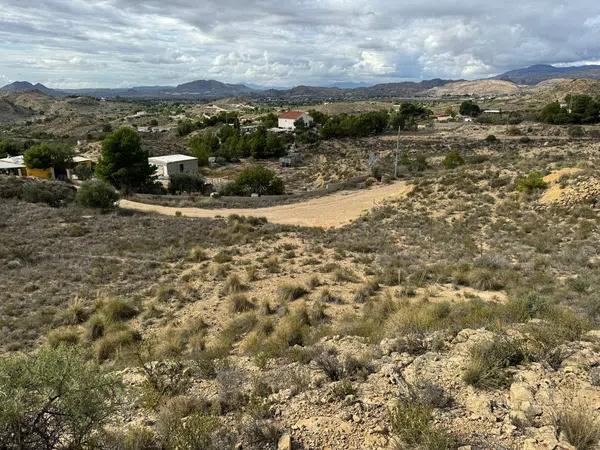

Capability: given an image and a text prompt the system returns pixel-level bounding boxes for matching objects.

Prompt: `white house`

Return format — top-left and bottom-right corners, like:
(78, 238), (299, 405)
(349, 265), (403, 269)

(148, 154), (199, 179)
(278, 111), (313, 130)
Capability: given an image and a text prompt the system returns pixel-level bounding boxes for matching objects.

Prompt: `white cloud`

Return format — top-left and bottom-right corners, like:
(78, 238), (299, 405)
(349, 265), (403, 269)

(1, 0), (599, 87)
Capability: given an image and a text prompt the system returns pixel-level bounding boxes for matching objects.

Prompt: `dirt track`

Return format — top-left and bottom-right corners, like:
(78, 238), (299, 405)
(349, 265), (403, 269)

(119, 182), (412, 228)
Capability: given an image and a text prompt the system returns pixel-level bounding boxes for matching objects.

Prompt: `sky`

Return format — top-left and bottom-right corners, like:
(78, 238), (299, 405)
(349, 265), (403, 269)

(1, 0), (600, 88)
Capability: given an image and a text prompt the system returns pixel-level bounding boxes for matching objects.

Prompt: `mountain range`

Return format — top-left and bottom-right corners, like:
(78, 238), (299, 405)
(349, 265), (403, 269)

(0, 78), (453, 101)
(3, 64), (600, 101)
(493, 64), (600, 84)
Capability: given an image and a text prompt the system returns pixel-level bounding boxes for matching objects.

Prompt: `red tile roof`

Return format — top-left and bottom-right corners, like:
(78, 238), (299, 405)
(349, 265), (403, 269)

(279, 110), (305, 120)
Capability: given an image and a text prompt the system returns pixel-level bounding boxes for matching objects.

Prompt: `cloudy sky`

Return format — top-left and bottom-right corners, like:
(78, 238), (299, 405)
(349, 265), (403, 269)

(1, 0), (600, 88)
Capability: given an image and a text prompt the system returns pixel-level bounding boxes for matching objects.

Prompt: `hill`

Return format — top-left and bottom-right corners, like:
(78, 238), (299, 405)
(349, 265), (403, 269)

(0, 81), (60, 96)
(494, 64), (600, 84)
(528, 78), (600, 103)
(427, 79), (520, 97)
(0, 97), (34, 123)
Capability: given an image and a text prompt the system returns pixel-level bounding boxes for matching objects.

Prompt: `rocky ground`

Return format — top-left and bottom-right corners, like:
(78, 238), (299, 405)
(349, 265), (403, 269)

(1, 127), (600, 449)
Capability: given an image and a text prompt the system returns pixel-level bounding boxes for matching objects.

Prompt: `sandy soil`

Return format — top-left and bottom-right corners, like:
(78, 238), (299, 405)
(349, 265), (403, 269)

(119, 182), (413, 228)
(540, 167), (582, 204)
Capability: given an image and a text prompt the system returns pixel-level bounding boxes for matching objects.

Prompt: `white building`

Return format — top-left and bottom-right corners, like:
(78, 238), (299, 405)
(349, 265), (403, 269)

(278, 111), (313, 130)
(148, 154), (199, 179)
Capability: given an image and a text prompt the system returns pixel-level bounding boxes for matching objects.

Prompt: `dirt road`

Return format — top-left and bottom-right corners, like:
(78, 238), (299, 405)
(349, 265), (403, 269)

(119, 182), (412, 228)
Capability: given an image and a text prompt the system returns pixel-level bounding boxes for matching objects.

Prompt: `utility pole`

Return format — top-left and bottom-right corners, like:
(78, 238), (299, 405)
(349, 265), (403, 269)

(394, 124), (401, 179)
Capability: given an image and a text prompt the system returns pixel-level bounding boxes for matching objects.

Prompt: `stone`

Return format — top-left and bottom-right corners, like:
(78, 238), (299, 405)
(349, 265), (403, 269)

(509, 382), (541, 426)
(277, 433), (292, 450)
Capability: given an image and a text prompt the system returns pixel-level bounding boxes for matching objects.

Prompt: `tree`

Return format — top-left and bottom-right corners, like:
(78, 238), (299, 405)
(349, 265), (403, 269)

(95, 127), (155, 190)
(76, 179), (120, 209)
(258, 112), (278, 128)
(23, 143), (74, 170)
(0, 345), (121, 449)
(189, 133), (219, 166)
(221, 165), (284, 196)
(0, 139), (22, 158)
(459, 100), (481, 117)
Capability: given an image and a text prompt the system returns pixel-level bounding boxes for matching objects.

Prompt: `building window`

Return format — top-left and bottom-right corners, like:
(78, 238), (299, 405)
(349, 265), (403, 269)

(180, 164), (184, 172)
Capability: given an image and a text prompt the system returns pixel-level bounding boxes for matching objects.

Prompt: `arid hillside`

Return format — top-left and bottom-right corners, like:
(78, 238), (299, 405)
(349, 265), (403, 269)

(2, 127), (600, 449)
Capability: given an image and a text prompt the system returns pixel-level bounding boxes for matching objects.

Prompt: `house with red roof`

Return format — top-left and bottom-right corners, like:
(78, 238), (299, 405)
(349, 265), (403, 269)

(278, 110), (313, 130)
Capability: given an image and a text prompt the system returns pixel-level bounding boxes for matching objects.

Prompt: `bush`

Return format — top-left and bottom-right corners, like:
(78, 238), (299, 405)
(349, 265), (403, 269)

(229, 294), (255, 313)
(100, 298), (138, 322)
(485, 134), (497, 143)
(0, 345), (120, 449)
(442, 151), (465, 169)
(554, 405), (600, 450)
(220, 165), (284, 196)
(389, 400), (457, 450)
(278, 283), (308, 302)
(21, 180), (75, 207)
(76, 179), (120, 209)
(463, 337), (528, 389)
(568, 125), (585, 138)
(516, 171), (548, 193)
(168, 173), (204, 194)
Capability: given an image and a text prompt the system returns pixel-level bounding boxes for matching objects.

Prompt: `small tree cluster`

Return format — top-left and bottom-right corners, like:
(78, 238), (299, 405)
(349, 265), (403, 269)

(321, 111), (390, 138)
(220, 165), (284, 196)
(189, 126), (286, 162)
(459, 100), (481, 117)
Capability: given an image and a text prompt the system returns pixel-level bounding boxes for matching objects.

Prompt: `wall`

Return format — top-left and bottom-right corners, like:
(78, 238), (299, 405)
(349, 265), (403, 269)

(166, 159), (199, 177)
(26, 167), (54, 179)
(278, 118), (296, 129)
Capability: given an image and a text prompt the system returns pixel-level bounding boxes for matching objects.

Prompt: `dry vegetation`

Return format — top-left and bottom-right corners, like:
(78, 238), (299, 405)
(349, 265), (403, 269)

(2, 121), (600, 449)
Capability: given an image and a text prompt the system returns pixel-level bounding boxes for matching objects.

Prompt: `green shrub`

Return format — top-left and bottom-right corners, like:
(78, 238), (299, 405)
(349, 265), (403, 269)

(168, 173), (204, 194)
(76, 179), (120, 209)
(100, 298), (138, 322)
(94, 328), (141, 361)
(0, 345), (120, 449)
(47, 326), (81, 348)
(21, 180), (75, 207)
(220, 165), (284, 196)
(463, 337), (528, 389)
(442, 151), (465, 169)
(389, 400), (457, 450)
(485, 134), (497, 142)
(516, 171), (548, 193)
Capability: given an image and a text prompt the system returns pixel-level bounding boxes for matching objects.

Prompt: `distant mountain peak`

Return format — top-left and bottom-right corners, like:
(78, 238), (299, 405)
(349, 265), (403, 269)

(0, 81), (58, 95)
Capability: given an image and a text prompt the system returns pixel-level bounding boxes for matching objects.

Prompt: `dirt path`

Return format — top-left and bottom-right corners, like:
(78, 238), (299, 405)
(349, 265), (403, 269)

(119, 182), (412, 228)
